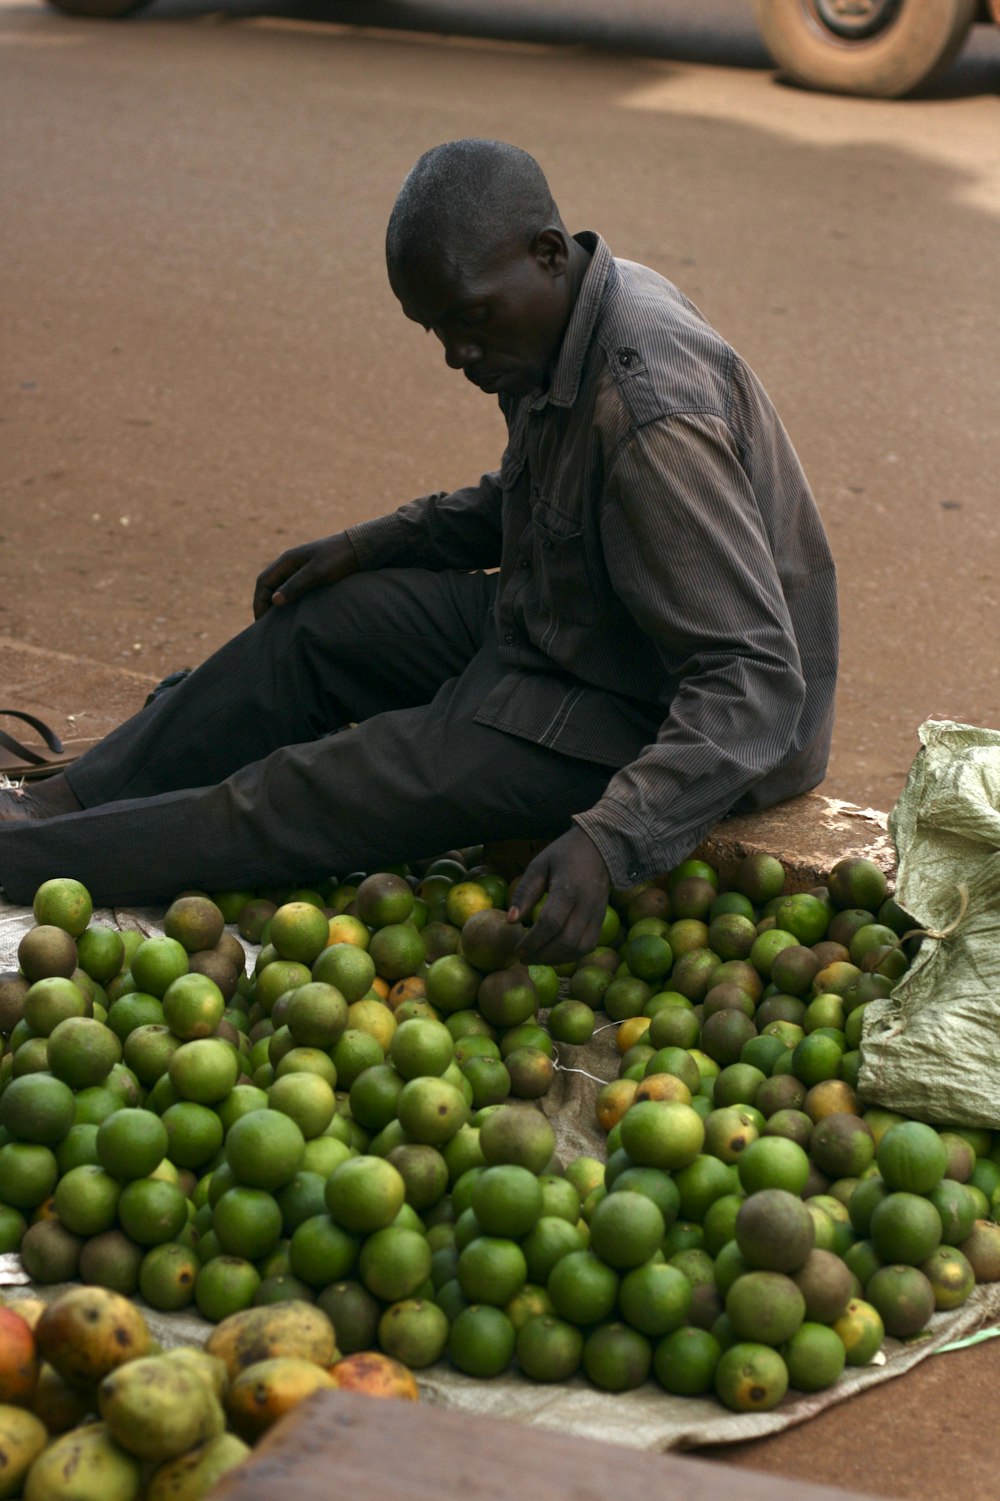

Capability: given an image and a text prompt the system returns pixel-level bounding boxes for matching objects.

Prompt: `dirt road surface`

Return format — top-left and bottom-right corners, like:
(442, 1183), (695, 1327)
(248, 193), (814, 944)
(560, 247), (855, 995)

(2, 0), (999, 815)
(2, 8), (1000, 1498)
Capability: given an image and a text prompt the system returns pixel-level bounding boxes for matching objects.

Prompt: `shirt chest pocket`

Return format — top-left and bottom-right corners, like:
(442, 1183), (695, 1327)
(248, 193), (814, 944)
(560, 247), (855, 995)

(531, 500), (598, 626)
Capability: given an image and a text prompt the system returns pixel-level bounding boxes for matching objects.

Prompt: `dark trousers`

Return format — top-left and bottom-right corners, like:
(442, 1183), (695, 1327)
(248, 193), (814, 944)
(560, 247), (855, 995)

(0, 569), (612, 907)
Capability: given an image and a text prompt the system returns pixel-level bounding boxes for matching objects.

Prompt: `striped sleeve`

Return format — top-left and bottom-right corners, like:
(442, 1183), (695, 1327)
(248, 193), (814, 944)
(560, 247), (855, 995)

(573, 411), (807, 885)
(347, 471), (505, 572)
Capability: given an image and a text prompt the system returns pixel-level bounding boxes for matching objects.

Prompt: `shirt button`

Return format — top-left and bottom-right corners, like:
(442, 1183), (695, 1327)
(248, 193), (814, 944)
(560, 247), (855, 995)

(519, 557), (529, 569)
(627, 869), (640, 883)
(503, 631), (516, 645)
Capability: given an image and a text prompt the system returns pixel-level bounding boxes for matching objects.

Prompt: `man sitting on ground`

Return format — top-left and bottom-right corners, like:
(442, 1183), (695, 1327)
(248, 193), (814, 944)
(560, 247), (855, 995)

(0, 138), (838, 965)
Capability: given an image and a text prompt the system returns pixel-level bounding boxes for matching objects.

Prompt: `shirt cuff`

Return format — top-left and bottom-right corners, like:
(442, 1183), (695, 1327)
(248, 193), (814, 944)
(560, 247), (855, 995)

(572, 798), (653, 890)
(345, 512), (415, 570)
(574, 798), (718, 892)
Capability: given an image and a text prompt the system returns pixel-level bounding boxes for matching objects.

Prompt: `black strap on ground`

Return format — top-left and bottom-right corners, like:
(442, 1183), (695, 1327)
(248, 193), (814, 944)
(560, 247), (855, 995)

(0, 709), (64, 765)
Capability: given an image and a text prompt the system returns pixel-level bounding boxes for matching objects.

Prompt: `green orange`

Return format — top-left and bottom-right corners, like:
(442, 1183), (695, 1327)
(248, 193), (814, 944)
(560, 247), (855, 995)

(268, 902), (331, 964)
(32, 877), (93, 937)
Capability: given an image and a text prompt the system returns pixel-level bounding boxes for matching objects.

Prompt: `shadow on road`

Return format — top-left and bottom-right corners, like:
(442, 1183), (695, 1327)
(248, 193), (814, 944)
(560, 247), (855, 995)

(135, 0), (775, 71)
(106, 0), (998, 96)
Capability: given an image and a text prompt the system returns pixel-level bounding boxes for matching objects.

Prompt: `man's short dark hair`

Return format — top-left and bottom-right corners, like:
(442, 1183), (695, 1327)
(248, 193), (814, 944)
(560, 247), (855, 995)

(386, 139), (562, 274)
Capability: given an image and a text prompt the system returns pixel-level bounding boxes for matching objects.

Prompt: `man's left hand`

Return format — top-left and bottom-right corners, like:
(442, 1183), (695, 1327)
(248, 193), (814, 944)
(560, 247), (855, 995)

(507, 825), (610, 966)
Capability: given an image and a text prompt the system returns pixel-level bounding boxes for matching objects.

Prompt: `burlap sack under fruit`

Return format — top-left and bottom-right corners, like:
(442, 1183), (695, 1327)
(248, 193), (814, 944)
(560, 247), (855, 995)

(859, 719), (1000, 1130)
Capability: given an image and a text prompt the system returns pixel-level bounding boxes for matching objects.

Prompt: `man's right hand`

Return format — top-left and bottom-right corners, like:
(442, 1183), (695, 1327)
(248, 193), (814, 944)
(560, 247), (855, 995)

(253, 532), (360, 619)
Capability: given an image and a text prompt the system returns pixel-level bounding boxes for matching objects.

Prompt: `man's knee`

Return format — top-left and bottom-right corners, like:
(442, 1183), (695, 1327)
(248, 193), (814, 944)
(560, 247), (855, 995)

(247, 573), (383, 665)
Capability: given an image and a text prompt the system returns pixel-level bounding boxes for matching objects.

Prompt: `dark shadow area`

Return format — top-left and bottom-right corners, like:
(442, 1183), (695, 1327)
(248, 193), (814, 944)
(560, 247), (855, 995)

(106, 0), (999, 95)
(131, 0), (776, 72)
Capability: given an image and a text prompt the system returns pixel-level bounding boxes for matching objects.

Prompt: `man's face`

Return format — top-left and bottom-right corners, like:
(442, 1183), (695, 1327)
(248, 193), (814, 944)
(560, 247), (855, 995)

(391, 231), (573, 399)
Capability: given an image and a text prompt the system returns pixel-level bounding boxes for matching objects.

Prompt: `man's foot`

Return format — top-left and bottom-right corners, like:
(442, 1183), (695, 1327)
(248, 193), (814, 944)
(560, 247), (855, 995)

(0, 787), (38, 822)
(0, 774), (83, 822)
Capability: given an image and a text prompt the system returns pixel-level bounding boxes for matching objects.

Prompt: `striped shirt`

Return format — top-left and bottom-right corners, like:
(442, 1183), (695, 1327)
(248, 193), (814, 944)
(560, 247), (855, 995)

(348, 232), (838, 888)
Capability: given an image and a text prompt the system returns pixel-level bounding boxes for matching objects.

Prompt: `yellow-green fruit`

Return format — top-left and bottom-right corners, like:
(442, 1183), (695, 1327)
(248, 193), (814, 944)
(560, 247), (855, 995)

(98, 1356), (226, 1463)
(28, 1362), (92, 1435)
(34, 1286), (152, 1388)
(160, 1347), (229, 1404)
(144, 1432), (251, 1501)
(203, 1300), (336, 1381)
(225, 1357), (336, 1444)
(24, 1422), (142, 1501)
(0, 1404), (48, 1500)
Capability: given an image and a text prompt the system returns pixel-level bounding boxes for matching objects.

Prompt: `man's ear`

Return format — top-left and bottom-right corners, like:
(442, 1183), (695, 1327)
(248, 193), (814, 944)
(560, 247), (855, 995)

(532, 226), (570, 277)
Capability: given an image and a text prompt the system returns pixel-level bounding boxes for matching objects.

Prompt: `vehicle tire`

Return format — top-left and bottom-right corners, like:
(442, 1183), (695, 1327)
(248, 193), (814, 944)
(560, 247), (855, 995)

(753, 0), (978, 98)
(45, 0), (154, 16)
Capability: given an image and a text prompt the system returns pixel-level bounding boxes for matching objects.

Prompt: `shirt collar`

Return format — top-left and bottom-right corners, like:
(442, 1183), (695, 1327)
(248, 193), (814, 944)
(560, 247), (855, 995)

(530, 231), (615, 412)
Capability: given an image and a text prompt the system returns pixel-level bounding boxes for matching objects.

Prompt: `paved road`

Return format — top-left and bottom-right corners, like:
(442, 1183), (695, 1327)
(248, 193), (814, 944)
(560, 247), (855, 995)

(2, 0), (999, 809)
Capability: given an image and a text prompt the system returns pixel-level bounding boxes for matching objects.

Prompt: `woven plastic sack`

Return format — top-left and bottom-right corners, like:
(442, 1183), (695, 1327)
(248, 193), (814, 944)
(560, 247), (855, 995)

(859, 720), (1000, 1128)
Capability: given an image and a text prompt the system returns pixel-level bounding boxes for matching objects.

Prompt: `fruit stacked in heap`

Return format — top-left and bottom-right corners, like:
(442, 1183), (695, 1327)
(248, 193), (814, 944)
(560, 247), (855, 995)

(0, 1286), (414, 1500)
(1, 851), (998, 1421)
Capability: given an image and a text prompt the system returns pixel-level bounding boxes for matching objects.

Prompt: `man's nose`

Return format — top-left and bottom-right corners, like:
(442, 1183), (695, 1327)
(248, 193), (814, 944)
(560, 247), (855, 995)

(442, 336), (482, 371)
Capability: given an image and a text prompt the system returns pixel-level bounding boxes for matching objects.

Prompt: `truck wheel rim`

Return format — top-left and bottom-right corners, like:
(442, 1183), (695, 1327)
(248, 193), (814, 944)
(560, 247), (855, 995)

(812, 0), (903, 42)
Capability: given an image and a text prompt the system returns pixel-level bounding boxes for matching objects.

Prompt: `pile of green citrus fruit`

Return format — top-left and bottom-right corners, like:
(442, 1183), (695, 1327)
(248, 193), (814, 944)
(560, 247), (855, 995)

(1, 848), (998, 1424)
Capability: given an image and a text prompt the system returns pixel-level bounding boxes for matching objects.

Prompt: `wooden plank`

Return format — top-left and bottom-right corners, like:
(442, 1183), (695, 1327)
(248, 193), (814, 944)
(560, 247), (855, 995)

(211, 1390), (885, 1501)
